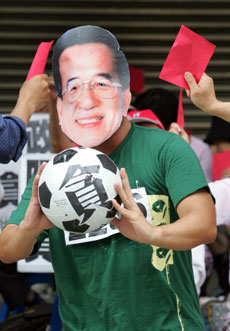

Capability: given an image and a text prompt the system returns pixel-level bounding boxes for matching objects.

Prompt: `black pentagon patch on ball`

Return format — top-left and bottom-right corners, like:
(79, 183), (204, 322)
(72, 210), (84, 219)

(39, 182), (52, 209)
(105, 194), (121, 218)
(62, 219), (90, 233)
(53, 148), (78, 165)
(137, 203), (147, 217)
(96, 154), (117, 174)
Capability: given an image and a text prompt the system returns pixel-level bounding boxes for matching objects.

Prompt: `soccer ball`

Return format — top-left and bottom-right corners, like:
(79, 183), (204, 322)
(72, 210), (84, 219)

(38, 147), (121, 233)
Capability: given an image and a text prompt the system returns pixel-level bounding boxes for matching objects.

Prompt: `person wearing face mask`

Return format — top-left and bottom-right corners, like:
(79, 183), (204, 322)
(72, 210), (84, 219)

(0, 25), (216, 331)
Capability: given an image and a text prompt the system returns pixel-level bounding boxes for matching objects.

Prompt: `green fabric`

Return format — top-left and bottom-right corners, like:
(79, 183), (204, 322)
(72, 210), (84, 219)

(7, 123), (209, 330)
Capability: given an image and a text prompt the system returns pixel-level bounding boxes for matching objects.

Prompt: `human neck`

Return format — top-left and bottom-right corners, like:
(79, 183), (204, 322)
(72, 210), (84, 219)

(94, 117), (131, 155)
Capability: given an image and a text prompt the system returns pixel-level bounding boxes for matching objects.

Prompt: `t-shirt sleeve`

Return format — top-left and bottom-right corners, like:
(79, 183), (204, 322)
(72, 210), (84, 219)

(0, 115), (28, 163)
(5, 175), (48, 254)
(160, 133), (210, 208)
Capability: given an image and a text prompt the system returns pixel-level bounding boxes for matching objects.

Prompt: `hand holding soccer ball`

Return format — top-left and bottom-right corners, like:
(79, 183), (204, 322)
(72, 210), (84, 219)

(38, 147), (121, 233)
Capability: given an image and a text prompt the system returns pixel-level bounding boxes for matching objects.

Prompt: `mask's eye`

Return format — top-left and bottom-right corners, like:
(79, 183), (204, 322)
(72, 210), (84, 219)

(70, 85), (79, 91)
(68, 81), (81, 93)
(94, 80), (113, 90)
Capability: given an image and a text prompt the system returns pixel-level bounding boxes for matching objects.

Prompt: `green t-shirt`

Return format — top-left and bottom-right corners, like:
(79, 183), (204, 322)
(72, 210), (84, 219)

(8, 124), (208, 331)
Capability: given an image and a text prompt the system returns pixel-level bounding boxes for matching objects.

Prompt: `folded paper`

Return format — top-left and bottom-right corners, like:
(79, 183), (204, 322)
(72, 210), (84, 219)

(26, 40), (54, 80)
(177, 87), (184, 127)
(159, 25), (216, 89)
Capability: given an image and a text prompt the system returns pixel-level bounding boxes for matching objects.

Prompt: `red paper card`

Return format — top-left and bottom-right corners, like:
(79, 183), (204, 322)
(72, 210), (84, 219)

(159, 25), (216, 89)
(26, 40), (54, 80)
(212, 151), (230, 181)
(177, 87), (184, 127)
(129, 65), (145, 94)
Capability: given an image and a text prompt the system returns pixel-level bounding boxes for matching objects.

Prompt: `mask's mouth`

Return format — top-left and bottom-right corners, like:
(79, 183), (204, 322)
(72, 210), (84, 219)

(75, 116), (104, 128)
(76, 116), (103, 124)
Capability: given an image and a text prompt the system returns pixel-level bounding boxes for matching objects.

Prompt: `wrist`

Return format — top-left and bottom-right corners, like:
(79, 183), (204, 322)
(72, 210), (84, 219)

(206, 99), (221, 114)
(11, 99), (34, 126)
(22, 98), (37, 114)
(205, 99), (230, 122)
(20, 219), (41, 238)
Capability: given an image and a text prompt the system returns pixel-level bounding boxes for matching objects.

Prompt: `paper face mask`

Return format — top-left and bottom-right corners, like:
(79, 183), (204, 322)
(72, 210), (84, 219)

(52, 25), (131, 148)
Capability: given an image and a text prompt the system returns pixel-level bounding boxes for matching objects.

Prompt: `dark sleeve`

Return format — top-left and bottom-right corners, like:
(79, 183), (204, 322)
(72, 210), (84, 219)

(0, 115), (29, 163)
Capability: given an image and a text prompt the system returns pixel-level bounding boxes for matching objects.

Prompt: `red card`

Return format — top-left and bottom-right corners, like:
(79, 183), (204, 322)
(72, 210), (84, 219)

(129, 65), (145, 94)
(212, 151), (230, 181)
(177, 87), (184, 127)
(26, 40), (54, 80)
(159, 25), (216, 89)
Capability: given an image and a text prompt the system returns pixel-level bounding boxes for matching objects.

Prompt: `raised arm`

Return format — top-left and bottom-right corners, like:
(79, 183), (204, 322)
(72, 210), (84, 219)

(0, 163), (54, 263)
(184, 72), (230, 123)
(112, 168), (217, 250)
(0, 74), (51, 163)
(11, 74), (51, 126)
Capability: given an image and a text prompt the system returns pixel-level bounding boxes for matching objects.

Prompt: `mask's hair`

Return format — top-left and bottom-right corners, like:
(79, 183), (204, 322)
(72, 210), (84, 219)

(52, 25), (130, 98)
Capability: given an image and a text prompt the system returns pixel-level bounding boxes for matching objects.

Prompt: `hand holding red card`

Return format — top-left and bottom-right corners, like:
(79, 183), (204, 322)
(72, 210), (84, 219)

(159, 25), (216, 128)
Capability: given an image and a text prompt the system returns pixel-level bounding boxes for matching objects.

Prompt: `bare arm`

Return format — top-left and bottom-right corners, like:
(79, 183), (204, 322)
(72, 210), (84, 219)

(11, 74), (51, 126)
(112, 168), (217, 250)
(184, 72), (230, 123)
(0, 163), (54, 263)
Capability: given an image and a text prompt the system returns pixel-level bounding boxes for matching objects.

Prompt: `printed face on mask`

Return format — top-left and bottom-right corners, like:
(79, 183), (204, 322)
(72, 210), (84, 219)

(57, 43), (130, 148)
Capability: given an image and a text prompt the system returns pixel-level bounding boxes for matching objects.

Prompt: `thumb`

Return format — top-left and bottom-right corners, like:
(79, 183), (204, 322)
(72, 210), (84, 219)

(184, 72), (197, 90)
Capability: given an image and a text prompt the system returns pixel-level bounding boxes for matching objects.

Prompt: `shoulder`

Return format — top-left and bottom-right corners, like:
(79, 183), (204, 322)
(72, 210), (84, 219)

(132, 123), (183, 145)
(131, 124), (195, 158)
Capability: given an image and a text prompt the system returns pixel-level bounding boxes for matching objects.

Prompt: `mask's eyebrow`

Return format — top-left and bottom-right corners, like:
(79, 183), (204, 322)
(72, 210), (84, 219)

(65, 73), (114, 87)
(66, 77), (80, 86)
(95, 73), (113, 81)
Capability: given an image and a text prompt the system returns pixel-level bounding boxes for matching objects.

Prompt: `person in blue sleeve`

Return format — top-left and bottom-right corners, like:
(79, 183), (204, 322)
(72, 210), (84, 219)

(0, 73), (51, 313)
(0, 74), (50, 163)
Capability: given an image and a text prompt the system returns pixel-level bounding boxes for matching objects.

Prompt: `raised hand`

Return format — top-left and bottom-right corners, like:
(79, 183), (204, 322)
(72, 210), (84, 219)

(184, 72), (230, 122)
(168, 122), (190, 144)
(23, 162), (54, 235)
(184, 72), (218, 115)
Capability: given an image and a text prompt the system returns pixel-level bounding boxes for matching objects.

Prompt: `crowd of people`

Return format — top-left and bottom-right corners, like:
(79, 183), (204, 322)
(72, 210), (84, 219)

(0, 24), (229, 331)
